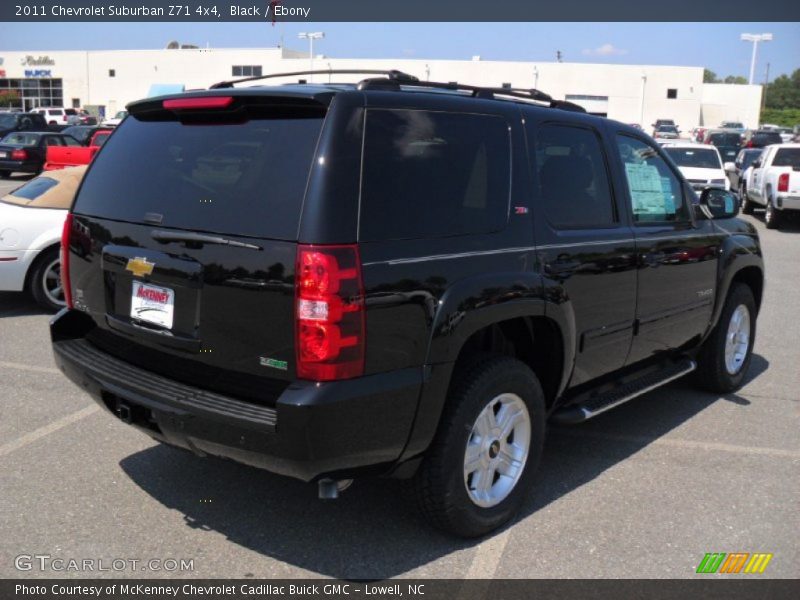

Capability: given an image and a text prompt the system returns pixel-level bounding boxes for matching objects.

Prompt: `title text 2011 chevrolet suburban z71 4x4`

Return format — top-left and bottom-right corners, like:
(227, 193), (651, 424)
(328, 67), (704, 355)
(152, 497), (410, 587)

(51, 70), (764, 537)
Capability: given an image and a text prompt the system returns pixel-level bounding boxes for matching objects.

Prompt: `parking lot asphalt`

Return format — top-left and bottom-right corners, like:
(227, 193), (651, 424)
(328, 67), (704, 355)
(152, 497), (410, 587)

(1, 175), (798, 579)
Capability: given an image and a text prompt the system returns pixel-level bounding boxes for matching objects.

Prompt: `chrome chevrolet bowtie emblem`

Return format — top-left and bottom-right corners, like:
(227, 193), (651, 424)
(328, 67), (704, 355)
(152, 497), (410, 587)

(125, 257), (155, 277)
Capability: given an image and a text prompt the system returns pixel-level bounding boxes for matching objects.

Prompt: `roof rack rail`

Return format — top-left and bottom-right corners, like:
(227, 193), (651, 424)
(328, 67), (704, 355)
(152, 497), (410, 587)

(209, 68), (586, 113)
(209, 69), (419, 89)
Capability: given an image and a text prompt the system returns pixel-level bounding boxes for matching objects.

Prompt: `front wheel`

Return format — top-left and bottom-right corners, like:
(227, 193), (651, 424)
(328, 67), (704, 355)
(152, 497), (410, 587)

(740, 185), (753, 214)
(410, 356), (546, 537)
(695, 283), (756, 393)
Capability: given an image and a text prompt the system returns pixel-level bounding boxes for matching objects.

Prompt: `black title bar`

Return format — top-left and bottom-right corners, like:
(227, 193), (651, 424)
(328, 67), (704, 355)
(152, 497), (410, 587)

(1, 0), (799, 22)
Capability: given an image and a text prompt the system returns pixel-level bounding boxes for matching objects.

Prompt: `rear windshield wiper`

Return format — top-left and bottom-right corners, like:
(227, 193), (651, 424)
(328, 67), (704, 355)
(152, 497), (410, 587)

(151, 230), (262, 251)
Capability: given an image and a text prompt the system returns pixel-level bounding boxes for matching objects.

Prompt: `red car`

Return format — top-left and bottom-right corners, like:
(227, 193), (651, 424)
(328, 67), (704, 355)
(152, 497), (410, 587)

(44, 128), (113, 171)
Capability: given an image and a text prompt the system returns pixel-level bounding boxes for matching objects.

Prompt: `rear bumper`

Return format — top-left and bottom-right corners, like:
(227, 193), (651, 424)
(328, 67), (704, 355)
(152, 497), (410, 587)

(0, 159), (39, 173)
(775, 194), (800, 211)
(51, 309), (422, 482)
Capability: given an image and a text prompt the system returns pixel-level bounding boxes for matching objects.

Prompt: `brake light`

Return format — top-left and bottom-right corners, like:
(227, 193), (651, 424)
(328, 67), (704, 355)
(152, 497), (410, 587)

(163, 96), (233, 110)
(778, 173), (789, 193)
(295, 244), (365, 381)
(60, 214), (74, 309)
(746, 141), (754, 148)
(10, 149), (27, 160)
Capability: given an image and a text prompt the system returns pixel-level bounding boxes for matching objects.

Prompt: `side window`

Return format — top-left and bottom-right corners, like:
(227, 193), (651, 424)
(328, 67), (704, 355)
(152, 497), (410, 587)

(359, 109), (511, 241)
(533, 124), (616, 228)
(62, 136), (81, 147)
(615, 135), (689, 224)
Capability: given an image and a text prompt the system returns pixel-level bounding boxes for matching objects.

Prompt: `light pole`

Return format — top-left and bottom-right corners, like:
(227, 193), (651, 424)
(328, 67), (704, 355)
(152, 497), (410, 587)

(533, 66), (539, 90)
(298, 31), (324, 82)
(740, 33), (772, 85)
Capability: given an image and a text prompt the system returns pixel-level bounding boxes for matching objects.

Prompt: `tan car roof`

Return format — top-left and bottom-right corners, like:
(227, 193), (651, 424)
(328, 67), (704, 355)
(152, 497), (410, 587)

(0, 166), (87, 209)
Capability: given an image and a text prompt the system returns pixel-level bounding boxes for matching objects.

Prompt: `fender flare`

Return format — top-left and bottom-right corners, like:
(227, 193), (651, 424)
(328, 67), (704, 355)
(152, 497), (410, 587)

(708, 233), (764, 334)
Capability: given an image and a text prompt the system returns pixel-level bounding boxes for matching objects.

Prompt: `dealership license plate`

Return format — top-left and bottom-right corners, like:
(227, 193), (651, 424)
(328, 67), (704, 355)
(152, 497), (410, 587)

(130, 281), (174, 329)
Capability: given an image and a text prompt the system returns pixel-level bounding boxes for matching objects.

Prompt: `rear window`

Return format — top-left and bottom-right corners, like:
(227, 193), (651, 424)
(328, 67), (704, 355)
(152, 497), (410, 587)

(74, 111), (324, 240)
(7, 177), (58, 201)
(664, 147), (722, 169)
(1, 133), (39, 146)
(753, 132), (782, 145)
(773, 148), (800, 168)
(359, 109), (510, 241)
(708, 133), (741, 146)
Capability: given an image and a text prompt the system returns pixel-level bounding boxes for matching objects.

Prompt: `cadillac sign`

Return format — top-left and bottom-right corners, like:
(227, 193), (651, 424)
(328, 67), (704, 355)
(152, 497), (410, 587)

(20, 55), (55, 66)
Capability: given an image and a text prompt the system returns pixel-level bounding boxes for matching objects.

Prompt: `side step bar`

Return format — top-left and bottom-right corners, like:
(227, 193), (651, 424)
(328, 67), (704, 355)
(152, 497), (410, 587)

(550, 359), (697, 425)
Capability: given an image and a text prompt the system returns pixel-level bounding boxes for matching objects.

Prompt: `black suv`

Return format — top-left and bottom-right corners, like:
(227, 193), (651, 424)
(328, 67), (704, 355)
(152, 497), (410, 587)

(741, 129), (783, 148)
(0, 111), (50, 138)
(51, 70), (764, 537)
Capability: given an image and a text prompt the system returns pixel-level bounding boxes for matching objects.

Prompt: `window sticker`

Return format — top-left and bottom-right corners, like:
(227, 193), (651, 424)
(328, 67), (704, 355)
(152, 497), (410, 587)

(625, 162), (671, 215)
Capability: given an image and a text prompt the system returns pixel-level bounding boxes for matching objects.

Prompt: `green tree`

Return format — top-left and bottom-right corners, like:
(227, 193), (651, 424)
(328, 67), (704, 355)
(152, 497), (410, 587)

(723, 75), (748, 84)
(764, 69), (800, 109)
(703, 69), (719, 83)
(0, 90), (20, 108)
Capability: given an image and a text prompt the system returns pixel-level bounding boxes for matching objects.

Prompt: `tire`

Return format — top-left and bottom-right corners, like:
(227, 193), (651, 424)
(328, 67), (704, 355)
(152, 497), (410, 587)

(0, 170), (10, 179)
(28, 248), (67, 312)
(411, 356), (546, 537)
(764, 196), (781, 230)
(740, 185), (753, 215)
(695, 283), (756, 394)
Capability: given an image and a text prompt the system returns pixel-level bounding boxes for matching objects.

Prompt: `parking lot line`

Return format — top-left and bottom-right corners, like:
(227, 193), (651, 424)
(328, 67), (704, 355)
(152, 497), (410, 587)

(0, 405), (99, 458)
(463, 528), (512, 580)
(0, 361), (59, 375)
(553, 428), (800, 459)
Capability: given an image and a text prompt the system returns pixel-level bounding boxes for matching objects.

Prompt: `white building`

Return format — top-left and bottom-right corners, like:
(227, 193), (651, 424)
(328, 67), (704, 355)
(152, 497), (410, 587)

(0, 46), (762, 129)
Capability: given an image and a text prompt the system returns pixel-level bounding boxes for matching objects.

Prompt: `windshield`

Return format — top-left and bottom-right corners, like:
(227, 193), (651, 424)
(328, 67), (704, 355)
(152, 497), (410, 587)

(773, 148), (800, 168)
(0, 114), (17, 128)
(658, 126), (678, 133)
(1, 132), (39, 146)
(708, 133), (741, 146)
(721, 122), (744, 129)
(74, 110), (325, 240)
(754, 132), (783, 145)
(664, 147), (722, 169)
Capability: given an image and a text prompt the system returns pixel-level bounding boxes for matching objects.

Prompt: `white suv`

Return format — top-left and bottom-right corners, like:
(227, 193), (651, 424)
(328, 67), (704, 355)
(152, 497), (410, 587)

(31, 107), (77, 126)
(661, 142), (729, 192)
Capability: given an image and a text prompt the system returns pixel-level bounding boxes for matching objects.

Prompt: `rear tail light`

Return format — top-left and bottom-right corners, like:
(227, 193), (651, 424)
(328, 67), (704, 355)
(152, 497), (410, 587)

(778, 173), (789, 193)
(10, 149), (27, 160)
(295, 244), (365, 381)
(60, 213), (74, 309)
(746, 141), (754, 148)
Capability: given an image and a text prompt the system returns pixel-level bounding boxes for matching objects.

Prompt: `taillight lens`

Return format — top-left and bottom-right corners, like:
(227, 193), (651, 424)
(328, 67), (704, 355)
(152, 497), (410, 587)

(778, 173), (789, 193)
(10, 149), (27, 160)
(295, 244), (365, 381)
(60, 214), (74, 309)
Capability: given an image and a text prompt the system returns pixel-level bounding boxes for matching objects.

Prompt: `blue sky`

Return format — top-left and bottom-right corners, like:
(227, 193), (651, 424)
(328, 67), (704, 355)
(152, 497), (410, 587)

(2, 22), (798, 79)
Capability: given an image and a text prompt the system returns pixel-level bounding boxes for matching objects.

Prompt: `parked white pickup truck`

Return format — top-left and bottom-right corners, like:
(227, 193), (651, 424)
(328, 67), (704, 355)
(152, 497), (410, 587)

(742, 143), (800, 229)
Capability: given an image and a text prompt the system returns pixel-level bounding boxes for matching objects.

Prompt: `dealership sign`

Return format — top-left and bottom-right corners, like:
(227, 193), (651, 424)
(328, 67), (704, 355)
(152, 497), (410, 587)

(20, 55), (55, 66)
(24, 69), (52, 77)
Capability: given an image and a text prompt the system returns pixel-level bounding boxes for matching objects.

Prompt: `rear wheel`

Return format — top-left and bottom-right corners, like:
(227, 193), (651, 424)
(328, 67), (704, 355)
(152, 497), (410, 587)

(695, 283), (756, 393)
(411, 356), (546, 537)
(29, 248), (66, 312)
(764, 195), (781, 230)
(0, 170), (10, 179)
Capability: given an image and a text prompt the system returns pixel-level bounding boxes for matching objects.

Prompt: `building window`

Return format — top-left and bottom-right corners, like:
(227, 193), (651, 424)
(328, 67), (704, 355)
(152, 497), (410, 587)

(232, 65), (262, 77)
(109, 69), (116, 77)
(71, 98), (80, 108)
(667, 88), (677, 99)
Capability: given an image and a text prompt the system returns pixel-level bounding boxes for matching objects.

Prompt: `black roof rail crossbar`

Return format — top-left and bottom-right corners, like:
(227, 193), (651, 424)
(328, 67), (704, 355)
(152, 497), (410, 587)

(358, 77), (558, 106)
(209, 69), (419, 89)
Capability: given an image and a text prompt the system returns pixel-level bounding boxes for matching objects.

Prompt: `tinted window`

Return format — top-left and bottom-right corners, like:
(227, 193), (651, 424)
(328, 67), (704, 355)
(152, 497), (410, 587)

(741, 151), (762, 169)
(7, 177), (58, 200)
(0, 114), (16, 128)
(773, 148), (800, 168)
(753, 132), (782, 146)
(62, 126), (92, 144)
(616, 135), (689, 223)
(359, 109), (510, 241)
(62, 136), (81, 147)
(74, 111), (324, 240)
(708, 133), (741, 146)
(664, 147), (722, 169)
(533, 124), (615, 228)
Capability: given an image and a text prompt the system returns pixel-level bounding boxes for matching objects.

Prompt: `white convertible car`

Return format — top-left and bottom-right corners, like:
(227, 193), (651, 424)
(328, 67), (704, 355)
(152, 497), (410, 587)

(0, 166), (86, 310)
